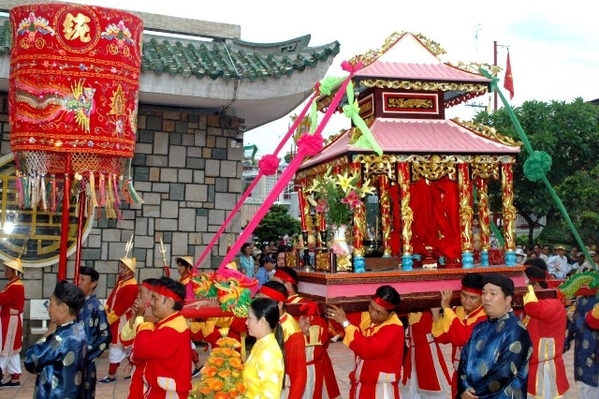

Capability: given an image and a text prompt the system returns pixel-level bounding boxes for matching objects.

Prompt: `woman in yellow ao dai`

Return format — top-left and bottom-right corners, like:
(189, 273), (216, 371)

(243, 297), (285, 399)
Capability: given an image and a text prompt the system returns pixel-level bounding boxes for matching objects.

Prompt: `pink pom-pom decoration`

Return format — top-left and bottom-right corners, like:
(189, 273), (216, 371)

(258, 154), (280, 176)
(297, 132), (324, 157)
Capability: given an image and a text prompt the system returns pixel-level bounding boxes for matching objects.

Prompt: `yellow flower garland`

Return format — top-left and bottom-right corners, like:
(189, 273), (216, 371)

(189, 334), (246, 399)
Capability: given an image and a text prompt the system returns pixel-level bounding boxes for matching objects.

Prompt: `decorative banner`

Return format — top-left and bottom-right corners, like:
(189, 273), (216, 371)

(9, 3), (143, 176)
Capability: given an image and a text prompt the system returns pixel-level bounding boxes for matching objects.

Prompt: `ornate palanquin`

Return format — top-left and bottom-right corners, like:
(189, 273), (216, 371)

(292, 32), (529, 308)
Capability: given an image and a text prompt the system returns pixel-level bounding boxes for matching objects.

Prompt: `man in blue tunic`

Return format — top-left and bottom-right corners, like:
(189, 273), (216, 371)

(566, 292), (599, 399)
(24, 280), (87, 399)
(78, 267), (111, 398)
(457, 273), (533, 399)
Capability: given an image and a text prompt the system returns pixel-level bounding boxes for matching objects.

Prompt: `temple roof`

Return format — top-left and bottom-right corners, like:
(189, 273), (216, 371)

(299, 118), (520, 169)
(0, 18), (340, 130)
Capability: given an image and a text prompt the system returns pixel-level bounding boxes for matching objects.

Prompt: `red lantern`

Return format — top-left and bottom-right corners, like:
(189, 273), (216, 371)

(9, 3), (143, 213)
(8, 3), (144, 280)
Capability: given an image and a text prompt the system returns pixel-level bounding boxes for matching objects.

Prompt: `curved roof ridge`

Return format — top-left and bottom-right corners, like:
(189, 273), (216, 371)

(140, 36), (339, 81)
(451, 118), (521, 148)
(232, 34), (312, 52)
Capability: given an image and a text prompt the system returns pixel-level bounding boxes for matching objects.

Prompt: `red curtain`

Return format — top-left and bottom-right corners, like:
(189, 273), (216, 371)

(409, 177), (462, 261)
(410, 179), (435, 255)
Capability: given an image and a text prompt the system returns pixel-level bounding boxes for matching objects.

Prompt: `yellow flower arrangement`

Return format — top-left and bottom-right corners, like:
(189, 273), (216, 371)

(306, 167), (375, 228)
(189, 331), (246, 399)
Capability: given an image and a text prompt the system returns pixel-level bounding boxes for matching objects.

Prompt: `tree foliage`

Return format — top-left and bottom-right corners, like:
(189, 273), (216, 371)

(473, 98), (599, 246)
(251, 204), (300, 244)
(554, 165), (599, 245)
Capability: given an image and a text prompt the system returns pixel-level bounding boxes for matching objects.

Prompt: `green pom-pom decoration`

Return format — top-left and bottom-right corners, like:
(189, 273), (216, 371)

(523, 151), (552, 182)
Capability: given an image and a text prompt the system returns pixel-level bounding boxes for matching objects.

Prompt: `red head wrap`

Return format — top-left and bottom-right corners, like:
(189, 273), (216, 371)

(461, 286), (483, 295)
(273, 269), (298, 285)
(373, 296), (396, 311)
(258, 286), (287, 303)
(141, 282), (155, 292)
(156, 285), (184, 302)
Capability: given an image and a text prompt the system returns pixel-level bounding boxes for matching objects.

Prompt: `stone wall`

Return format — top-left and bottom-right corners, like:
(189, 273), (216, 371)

(0, 94), (245, 346)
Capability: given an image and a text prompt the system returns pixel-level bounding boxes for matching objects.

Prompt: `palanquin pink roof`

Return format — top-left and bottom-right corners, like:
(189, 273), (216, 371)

(355, 61), (489, 83)
(353, 32), (490, 85)
(300, 118), (520, 169)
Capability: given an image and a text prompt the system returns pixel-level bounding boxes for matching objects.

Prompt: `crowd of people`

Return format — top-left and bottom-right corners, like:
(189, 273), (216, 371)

(1, 240), (599, 398)
(516, 242), (599, 278)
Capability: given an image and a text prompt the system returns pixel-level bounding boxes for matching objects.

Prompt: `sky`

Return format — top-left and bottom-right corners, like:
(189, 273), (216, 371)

(75, 0), (599, 158)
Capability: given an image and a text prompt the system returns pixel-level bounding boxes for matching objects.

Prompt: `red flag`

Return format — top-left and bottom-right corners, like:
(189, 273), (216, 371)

(503, 51), (514, 99)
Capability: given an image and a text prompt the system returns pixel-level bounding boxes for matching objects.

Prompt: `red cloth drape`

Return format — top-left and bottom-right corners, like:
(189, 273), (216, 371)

(409, 177), (461, 261)
(410, 179), (435, 255)
(434, 177), (462, 261)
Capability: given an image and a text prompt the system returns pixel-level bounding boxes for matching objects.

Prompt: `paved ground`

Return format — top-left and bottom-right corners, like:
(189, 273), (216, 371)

(1, 341), (581, 398)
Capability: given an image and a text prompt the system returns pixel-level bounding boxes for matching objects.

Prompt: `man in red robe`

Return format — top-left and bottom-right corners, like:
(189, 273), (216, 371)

(99, 256), (139, 383)
(431, 273), (486, 398)
(0, 258), (25, 387)
(132, 276), (191, 398)
(523, 265), (569, 398)
(257, 280), (307, 399)
(175, 256), (202, 376)
(401, 310), (451, 399)
(272, 267), (341, 399)
(327, 285), (404, 399)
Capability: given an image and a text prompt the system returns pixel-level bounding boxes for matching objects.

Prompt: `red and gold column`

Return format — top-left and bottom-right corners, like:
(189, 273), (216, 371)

(297, 186), (309, 232)
(378, 174), (392, 258)
(350, 162), (365, 257)
(297, 185), (312, 268)
(350, 163), (366, 273)
(397, 162), (414, 270)
(501, 162), (517, 266)
(458, 163), (474, 268)
(475, 177), (491, 266)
